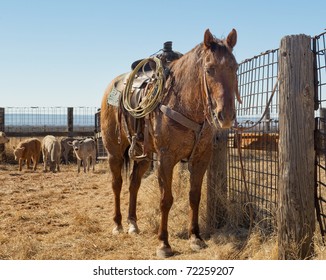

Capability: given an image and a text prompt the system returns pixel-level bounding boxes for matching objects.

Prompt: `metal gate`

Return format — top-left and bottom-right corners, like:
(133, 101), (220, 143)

(314, 31), (326, 240)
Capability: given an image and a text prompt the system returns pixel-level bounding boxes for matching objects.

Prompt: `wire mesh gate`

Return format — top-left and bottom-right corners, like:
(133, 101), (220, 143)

(227, 49), (279, 230)
(227, 31), (326, 236)
(314, 31), (326, 239)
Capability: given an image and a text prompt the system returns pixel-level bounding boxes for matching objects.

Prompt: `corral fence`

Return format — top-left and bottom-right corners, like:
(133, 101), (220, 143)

(0, 106), (98, 137)
(314, 31), (326, 243)
(207, 31), (326, 259)
(0, 106), (99, 160)
(228, 49), (279, 231)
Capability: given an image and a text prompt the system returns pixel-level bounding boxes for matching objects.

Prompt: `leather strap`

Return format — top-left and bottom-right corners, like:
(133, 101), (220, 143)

(159, 104), (202, 133)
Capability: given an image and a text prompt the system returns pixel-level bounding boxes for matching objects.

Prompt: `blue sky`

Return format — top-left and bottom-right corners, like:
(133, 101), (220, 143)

(0, 0), (325, 108)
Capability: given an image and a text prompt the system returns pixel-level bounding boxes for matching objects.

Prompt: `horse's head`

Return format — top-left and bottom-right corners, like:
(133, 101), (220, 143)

(202, 28), (240, 129)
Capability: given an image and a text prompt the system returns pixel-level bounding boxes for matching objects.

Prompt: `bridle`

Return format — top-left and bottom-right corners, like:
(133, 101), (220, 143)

(201, 57), (241, 129)
(202, 64), (220, 129)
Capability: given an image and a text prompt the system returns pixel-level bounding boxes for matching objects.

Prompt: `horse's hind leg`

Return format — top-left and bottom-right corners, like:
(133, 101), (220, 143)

(109, 155), (124, 234)
(128, 160), (150, 234)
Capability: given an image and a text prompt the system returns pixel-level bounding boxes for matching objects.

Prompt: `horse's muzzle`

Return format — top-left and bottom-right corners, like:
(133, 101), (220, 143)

(217, 110), (236, 128)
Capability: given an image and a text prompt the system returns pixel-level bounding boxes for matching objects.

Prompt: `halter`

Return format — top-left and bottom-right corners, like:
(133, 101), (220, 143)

(202, 64), (220, 129)
(202, 56), (242, 129)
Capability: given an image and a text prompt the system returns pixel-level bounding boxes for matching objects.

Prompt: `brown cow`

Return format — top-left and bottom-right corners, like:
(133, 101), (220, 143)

(0, 131), (10, 161)
(13, 138), (41, 171)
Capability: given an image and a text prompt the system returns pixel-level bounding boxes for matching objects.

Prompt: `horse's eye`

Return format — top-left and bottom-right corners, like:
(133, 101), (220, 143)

(206, 67), (215, 76)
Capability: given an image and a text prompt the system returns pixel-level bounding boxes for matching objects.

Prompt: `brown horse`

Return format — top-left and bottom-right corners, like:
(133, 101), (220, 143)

(100, 28), (239, 257)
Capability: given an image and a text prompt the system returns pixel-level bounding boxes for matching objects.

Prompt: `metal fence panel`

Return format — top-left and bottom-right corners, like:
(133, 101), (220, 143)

(228, 49), (279, 230)
(314, 31), (326, 239)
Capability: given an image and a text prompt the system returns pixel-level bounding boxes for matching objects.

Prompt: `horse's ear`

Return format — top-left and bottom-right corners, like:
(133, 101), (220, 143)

(226, 29), (237, 49)
(204, 29), (214, 49)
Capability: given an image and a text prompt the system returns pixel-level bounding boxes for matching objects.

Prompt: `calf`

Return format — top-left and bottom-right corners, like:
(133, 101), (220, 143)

(0, 131), (9, 144)
(60, 137), (76, 164)
(42, 135), (61, 172)
(13, 138), (41, 171)
(68, 138), (96, 173)
(0, 131), (9, 161)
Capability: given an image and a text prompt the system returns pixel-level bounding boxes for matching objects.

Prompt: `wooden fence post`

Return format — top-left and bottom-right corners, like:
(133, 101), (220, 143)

(67, 107), (74, 136)
(206, 130), (228, 232)
(278, 35), (315, 259)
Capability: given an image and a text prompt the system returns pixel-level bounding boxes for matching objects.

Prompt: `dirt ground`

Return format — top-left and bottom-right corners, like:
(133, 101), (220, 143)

(0, 161), (325, 260)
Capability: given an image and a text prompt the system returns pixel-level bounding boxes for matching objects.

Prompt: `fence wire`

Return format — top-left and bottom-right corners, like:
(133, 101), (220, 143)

(2, 107), (98, 134)
(228, 49), (279, 230)
(314, 31), (326, 239)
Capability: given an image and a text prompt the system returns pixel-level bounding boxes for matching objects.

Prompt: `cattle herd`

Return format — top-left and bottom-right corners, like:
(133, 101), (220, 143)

(0, 131), (97, 173)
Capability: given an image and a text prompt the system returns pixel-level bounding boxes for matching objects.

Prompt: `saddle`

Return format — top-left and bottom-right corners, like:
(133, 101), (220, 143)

(107, 69), (155, 108)
(107, 42), (183, 161)
(106, 68), (156, 160)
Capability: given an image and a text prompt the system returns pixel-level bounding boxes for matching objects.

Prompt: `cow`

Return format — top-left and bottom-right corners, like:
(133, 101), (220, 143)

(60, 137), (77, 164)
(42, 135), (61, 172)
(0, 131), (10, 161)
(13, 138), (41, 171)
(0, 131), (9, 144)
(68, 138), (96, 173)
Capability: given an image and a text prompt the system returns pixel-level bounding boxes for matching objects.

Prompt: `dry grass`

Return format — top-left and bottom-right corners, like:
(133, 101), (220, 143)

(0, 138), (325, 259)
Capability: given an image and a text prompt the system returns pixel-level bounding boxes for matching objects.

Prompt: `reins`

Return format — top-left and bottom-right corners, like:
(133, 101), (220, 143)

(232, 78), (279, 132)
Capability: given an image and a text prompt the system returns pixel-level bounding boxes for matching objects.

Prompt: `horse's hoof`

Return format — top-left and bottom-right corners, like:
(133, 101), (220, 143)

(156, 244), (174, 258)
(189, 235), (207, 251)
(128, 222), (139, 235)
(112, 225), (124, 235)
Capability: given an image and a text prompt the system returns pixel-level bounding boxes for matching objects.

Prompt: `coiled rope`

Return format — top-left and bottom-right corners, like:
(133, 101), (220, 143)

(122, 57), (165, 118)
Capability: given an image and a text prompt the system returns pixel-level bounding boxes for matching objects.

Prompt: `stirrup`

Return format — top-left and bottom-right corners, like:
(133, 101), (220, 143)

(128, 135), (149, 161)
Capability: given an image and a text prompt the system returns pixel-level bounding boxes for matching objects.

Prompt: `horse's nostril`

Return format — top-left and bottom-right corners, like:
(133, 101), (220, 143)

(217, 111), (224, 122)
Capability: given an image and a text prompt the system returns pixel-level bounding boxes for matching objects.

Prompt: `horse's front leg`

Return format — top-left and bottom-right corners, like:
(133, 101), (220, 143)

(128, 160), (150, 234)
(156, 157), (175, 258)
(188, 161), (209, 251)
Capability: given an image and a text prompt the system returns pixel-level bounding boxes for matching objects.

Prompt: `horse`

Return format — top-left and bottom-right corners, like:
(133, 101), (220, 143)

(100, 28), (239, 257)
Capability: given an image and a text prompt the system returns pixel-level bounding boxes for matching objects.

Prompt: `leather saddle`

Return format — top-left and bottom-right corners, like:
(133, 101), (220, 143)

(107, 42), (183, 160)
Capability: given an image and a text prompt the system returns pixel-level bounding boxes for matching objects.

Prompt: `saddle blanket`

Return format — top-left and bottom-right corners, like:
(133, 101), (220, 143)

(107, 86), (121, 107)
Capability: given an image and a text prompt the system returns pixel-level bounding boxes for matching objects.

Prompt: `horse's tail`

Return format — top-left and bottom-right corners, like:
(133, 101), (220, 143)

(123, 146), (130, 180)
